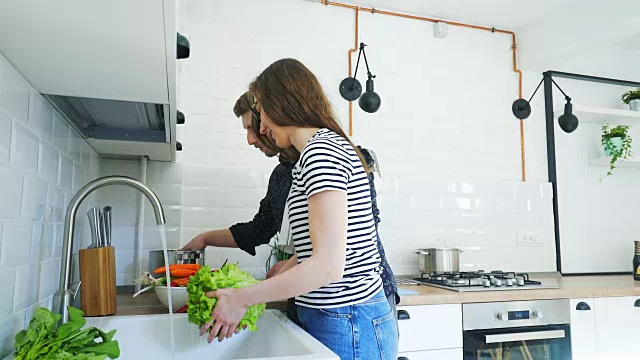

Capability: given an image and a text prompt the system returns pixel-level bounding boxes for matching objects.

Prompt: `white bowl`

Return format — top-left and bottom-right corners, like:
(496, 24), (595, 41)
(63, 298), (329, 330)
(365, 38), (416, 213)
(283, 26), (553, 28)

(154, 286), (188, 312)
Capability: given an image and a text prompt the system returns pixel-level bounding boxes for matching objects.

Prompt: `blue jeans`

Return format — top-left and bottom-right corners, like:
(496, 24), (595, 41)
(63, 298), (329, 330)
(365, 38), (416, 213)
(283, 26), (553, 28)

(296, 290), (399, 360)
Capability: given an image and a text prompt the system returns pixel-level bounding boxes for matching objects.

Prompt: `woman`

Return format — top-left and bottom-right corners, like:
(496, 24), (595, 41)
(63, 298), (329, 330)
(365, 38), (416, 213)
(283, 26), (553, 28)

(202, 58), (398, 360)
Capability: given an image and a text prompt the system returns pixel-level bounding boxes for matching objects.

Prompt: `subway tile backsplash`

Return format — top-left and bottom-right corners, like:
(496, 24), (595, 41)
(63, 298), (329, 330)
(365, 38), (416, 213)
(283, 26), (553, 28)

(0, 52), (100, 357)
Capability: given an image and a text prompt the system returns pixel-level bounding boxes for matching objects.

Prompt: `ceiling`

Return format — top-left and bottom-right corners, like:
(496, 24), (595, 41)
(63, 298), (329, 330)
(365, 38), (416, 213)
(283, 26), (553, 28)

(322, 0), (640, 72)
(338, 0), (640, 48)
(341, 0), (547, 30)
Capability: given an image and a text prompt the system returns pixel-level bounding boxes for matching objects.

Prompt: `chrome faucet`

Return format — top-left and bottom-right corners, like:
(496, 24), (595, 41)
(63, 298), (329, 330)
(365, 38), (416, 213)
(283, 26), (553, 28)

(53, 176), (166, 323)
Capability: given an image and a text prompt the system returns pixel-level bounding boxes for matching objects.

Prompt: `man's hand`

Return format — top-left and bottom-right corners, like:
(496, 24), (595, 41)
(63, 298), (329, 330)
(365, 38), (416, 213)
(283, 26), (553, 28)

(181, 232), (208, 250)
(266, 260), (288, 279)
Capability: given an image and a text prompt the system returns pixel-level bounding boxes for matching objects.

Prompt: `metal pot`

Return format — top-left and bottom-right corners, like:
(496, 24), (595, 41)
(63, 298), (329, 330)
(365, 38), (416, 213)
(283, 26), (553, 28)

(148, 249), (205, 272)
(416, 247), (462, 273)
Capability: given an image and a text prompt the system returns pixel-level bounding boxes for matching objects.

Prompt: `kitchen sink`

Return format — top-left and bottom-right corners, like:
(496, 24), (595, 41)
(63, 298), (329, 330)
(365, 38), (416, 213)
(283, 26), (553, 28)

(3, 310), (338, 360)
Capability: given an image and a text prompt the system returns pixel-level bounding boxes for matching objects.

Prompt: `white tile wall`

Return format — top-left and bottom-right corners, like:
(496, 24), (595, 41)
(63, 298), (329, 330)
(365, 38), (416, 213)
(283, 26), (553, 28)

(168, 0), (558, 278)
(0, 110), (11, 165)
(0, 165), (23, 219)
(0, 58), (29, 124)
(97, 159), (183, 285)
(58, 154), (74, 191)
(68, 129), (82, 164)
(10, 121), (39, 175)
(21, 177), (47, 221)
(0, 52), (100, 358)
(0, 268), (16, 320)
(1, 219), (32, 270)
(93, 0), (560, 282)
(27, 90), (53, 140)
(39, 142), (59, 184)
(51, 113), (69, 154)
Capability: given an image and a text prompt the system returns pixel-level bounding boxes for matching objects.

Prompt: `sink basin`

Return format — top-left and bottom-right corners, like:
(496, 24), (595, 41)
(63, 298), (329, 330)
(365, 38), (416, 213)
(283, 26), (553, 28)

(3, 310), (338, 360)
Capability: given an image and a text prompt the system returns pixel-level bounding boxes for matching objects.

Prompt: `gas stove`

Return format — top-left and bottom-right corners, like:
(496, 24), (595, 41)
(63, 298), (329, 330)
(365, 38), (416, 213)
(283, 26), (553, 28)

(409, 270), (559, 292)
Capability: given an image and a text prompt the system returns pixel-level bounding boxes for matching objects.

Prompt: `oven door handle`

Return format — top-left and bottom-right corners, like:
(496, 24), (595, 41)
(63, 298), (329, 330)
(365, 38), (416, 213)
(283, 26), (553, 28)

(484, 329), (566, 344)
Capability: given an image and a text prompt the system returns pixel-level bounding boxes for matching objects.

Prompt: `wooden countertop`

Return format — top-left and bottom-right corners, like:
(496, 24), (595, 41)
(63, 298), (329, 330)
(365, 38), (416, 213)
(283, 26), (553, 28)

(397, 275), (640, 306)
(113, 292), (290, 316)
(110, 276), (640, 315)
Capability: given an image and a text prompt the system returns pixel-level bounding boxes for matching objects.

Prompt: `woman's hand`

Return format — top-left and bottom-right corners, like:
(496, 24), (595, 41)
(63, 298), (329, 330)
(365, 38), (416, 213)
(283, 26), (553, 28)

(200, 288), (248, 343)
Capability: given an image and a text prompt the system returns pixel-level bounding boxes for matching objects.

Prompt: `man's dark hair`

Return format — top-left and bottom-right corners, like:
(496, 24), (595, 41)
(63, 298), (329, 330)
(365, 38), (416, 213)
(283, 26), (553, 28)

(233, 92), (252, 117)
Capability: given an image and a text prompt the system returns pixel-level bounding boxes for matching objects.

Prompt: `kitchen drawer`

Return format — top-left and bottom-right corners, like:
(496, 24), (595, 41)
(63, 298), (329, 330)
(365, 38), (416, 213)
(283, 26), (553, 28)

(397, 304), (463, 352)
(594, 296), (640, 358)
(397, 348), (462, 360)
(569, 298), (598, 360)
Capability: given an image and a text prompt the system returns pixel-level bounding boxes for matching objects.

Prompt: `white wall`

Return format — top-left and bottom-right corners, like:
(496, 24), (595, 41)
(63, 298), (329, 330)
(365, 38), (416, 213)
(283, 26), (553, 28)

(0, 53), (100, 357)
(97, 159), (183, 285)
(542, 79), (640, 274)
(96, 0), (557, 285)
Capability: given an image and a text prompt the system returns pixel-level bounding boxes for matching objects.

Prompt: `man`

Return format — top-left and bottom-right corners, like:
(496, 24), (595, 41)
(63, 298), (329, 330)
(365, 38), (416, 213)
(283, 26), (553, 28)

(181, 92), (297, 257)
(182, 92), (399, 320)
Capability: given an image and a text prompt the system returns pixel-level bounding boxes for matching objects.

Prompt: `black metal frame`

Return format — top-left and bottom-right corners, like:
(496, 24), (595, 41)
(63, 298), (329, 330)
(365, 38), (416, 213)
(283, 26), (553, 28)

(543, 71), (640, 274)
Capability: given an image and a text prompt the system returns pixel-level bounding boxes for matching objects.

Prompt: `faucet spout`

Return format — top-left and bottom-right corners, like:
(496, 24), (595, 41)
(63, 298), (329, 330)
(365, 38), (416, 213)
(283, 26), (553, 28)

(53, 176), (165, 323)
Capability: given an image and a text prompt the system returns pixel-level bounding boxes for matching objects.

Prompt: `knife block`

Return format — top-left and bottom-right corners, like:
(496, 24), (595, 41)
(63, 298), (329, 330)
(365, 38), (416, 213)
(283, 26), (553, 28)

(79, 246), (117, 316)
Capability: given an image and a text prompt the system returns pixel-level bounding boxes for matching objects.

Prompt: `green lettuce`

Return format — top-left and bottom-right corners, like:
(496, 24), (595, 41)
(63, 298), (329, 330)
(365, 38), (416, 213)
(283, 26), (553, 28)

(187, 263), (266, 332)
(14, 306), (120, 360)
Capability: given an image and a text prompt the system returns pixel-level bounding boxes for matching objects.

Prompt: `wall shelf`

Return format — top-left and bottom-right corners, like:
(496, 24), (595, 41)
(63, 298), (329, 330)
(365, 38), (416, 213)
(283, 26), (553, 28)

(555, 104), (640, 126)
(588, 154), (640, 168)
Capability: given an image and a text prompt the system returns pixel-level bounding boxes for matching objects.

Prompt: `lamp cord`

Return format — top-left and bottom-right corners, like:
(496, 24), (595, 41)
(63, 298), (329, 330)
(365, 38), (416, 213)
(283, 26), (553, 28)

(527, 78), (545, 104)
(353, 46), (363, 81)
(361, 43), (375, 80)
(550, 78), (571, 101)
(352, 42), (375, 84)
(524, 76), (571, 108)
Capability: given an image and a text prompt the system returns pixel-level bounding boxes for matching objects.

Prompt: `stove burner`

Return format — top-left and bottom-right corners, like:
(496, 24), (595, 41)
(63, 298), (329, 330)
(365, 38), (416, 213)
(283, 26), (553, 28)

(415, 270), (543, 290)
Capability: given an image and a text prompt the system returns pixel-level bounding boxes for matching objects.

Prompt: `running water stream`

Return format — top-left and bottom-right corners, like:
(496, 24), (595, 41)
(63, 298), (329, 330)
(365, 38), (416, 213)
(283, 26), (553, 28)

(158, 224), (176, 359)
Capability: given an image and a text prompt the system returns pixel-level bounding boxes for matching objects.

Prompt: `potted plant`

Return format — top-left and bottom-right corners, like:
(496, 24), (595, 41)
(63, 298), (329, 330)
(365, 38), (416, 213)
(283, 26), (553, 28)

(601, 123), (632, 177)
(622, 88), (640, 111)
(265, 235), (293, 273)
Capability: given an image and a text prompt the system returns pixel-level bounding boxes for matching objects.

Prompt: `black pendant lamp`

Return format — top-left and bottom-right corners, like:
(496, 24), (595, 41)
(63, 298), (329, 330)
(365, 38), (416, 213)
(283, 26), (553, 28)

(339, 43), (381, 113)
(512, 73), (579, 133)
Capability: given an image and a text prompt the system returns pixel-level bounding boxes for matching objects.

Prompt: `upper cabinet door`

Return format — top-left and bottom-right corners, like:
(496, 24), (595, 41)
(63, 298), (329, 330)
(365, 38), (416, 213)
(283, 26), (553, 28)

(594, 296), (640, 358)
(569, 298), (598, 360)
(0, 0), (170, 104)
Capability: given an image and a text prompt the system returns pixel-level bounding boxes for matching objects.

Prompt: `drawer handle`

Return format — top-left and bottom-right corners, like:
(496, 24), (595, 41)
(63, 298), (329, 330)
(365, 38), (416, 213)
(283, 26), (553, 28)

(398, 357), (409, 360)
(634, 299), (640, 308)
(397, 310), (410, 320)
(576, 302), (591, 311)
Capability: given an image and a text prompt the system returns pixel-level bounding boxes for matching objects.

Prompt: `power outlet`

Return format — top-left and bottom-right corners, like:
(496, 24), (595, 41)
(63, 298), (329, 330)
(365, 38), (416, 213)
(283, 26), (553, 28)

(517, 233), (543, 247)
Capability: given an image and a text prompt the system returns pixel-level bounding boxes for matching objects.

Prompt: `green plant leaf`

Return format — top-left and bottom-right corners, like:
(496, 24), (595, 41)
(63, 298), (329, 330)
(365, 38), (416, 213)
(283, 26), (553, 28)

(56, 307), (87, 341)
(15, 306), (120, 360)
(81, 340), (120, 359)
(186, 264), (266, 332)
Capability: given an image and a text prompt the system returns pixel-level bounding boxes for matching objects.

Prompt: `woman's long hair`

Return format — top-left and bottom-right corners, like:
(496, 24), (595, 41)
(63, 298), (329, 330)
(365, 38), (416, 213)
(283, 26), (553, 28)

(249, 58), (370, 172)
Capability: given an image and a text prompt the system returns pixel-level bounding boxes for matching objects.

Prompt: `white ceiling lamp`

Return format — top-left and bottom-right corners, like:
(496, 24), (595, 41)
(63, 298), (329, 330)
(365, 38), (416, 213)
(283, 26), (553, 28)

(433, 21), (449, 38)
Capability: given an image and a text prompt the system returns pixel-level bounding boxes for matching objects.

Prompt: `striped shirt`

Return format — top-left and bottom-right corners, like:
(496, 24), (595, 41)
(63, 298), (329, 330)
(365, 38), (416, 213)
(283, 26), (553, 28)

(288, 128), (382, 308)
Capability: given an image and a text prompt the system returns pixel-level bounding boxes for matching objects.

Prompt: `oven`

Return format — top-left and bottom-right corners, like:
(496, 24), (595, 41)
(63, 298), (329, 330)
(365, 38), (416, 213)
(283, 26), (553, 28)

(463, 299), (571, 360)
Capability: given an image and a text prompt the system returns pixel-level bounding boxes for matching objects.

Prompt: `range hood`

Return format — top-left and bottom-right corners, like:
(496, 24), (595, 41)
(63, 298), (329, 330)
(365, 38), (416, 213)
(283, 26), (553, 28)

(0, 0), (187, 161)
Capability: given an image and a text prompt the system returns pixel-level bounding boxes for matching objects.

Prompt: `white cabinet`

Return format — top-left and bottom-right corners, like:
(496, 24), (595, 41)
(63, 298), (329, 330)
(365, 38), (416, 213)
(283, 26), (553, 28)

(0, 0), (180, 161)
(397, 348), (462, 360)
(569, 298), (598, 360)
(594, 296), (640, 359)
(397, 304), (462, 354)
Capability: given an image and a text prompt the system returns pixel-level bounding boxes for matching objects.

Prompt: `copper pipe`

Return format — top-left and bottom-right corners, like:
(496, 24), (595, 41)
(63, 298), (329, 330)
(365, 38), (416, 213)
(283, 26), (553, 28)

(347, 8), (359, 136)
(321, 0), (527, 181)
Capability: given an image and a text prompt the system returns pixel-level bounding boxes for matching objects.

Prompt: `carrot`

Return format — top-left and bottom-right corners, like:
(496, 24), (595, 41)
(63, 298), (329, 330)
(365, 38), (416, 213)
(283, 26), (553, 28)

(170, 268), (198, 278)
(172, 277), (190, 287)
(153, 264), (202, 274)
